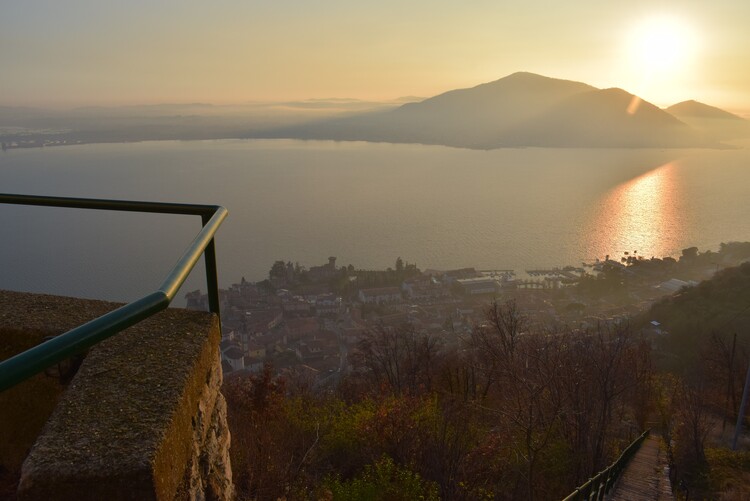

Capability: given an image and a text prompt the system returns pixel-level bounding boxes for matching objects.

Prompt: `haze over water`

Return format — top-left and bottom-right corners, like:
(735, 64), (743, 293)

(2, 139), (750, 304)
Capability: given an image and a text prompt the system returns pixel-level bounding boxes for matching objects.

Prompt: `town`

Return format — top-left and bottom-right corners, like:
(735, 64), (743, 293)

(187, 242), (750, 387)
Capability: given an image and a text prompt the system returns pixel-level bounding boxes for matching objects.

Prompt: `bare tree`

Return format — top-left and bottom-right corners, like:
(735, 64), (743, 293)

(551, 322), (652, 477)
(354, 324), (439, 396)
(705, 331), (748, 428)
(469, 302), (652, 494)
(678, 380), (711, 465)
(469, 301), (565, 500)
(469, 299), (528, 398)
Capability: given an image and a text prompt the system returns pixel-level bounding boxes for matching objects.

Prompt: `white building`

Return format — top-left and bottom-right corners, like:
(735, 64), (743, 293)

(656, 278), (696, 294)
(316, 293), (344, 316)
(358, 287), (403, 304)
(456, 277), (500, 295)
(222, 345), (245, 372)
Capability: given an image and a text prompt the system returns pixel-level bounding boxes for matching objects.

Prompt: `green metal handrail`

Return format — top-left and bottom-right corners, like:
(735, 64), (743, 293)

(561, 429), (650, 501)
(0, 193), (227, 392)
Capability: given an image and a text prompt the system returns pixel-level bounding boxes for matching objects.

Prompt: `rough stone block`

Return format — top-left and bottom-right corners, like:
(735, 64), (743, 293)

(1, 291), (233, 501)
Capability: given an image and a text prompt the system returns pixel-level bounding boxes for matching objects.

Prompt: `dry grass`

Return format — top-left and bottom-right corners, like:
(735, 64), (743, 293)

(706, 448), (750, 500)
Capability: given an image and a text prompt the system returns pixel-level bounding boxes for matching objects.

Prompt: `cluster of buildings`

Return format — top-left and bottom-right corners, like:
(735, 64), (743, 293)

(185, 254), (712, 387)
(1, 139), (81, 150)
(186, 259), (557, 386)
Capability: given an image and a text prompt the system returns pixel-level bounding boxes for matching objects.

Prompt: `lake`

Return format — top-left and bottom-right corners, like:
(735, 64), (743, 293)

(1, 139), (750, 305)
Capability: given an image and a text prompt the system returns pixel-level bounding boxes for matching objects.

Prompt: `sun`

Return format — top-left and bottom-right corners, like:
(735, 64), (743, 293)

(626, 16), (696, 77)
(618, 14), (701, 106)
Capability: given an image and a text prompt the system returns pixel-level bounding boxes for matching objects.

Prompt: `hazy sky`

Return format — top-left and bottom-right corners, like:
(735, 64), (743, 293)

(2, 0), (748, 111)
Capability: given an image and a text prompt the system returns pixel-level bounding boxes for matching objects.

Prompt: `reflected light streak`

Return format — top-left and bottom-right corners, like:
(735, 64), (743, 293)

(585, 163), (684, 261)
(627, 95), (641, 115)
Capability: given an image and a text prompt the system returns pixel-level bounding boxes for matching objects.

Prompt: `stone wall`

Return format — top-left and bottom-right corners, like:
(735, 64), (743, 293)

(180, 353), (234, 500)
(0, 291), (233, 500)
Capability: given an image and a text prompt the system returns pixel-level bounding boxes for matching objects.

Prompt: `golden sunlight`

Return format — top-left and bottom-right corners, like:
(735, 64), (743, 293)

(622, 15), (700, 104)
(628, 17), (693, 73)
(585, 163), (686, 261)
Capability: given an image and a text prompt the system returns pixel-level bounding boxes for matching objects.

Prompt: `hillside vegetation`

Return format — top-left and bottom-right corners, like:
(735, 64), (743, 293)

(224, 254), (750, 500)
(643, 259), (750, 498)
(224, 301), (651, 500)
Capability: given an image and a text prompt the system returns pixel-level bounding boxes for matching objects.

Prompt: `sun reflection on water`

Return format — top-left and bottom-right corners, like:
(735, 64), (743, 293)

(585, 162), (685, 261)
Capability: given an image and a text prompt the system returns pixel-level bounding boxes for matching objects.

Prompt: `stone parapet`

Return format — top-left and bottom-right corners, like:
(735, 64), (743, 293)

(0, 290), (233, 500)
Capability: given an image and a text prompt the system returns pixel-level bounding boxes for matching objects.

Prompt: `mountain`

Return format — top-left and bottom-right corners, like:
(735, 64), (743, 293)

(256, 72), (714, 149)
(2, 75), (735, 149)
(666, 100), (744, 120)
(500, 87), (700, 148)
(665, 100), (749, 141)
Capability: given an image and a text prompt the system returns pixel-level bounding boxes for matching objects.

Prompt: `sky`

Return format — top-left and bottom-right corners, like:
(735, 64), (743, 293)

(1, 0), (749, 112)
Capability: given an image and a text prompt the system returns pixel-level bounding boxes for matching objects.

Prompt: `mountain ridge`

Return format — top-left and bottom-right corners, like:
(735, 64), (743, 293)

(666, 100), (745, 120)
(2, 73), (742, 149)
(665, 99), (749, 141)
(255, 72), (724, 149)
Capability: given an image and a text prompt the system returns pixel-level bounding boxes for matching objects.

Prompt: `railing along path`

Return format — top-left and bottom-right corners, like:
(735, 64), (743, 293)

(561, 429), (650, 501)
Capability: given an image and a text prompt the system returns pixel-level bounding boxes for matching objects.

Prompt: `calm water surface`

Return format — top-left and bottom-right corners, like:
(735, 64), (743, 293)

(1, 139), (749, 304)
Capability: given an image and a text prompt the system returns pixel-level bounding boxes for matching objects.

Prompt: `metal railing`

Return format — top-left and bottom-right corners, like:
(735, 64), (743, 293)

(0, 194), (227, 392)
(561, 429), (650, 501)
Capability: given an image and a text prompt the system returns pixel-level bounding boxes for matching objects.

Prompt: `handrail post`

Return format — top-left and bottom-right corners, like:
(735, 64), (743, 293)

(201, 213), (222, 324)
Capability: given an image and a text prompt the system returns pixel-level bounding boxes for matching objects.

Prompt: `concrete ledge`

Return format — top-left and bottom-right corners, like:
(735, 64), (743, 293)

(0, 290), (232, 500)
(1, 289), (121, 496)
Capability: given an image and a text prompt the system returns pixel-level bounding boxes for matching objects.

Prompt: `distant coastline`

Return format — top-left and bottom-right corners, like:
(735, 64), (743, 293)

(0, 132), (739, 153)
(3, 73), (748, 152)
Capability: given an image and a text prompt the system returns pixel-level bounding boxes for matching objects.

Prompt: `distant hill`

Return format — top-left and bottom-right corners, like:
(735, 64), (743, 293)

(665, 100), (749, 141)
(2, 75), (739, 149)
(256, 72), (716, 149)
(0, 99), (405, 147)
(666, 100), (744, 120)
(646, 259), (750, 366)
(500, 87), (700, 148)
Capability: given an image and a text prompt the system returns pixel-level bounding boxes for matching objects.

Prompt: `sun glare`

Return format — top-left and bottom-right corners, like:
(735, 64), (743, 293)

(619, 14), (701, 106)
(626, 16), (695, 76)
